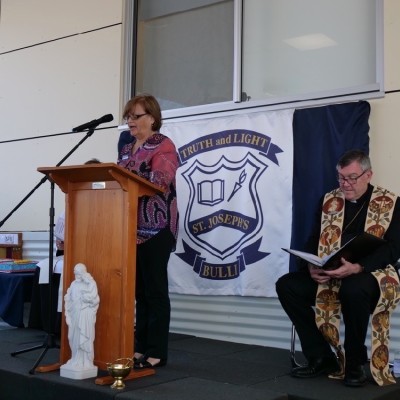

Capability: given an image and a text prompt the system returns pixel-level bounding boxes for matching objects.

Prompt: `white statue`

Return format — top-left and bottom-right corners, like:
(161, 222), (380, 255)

(60, 263), (100, 380)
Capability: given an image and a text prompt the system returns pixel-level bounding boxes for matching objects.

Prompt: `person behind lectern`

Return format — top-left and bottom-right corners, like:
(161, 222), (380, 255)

(117, 94), (178, 369)
(276, 149), (400, 387)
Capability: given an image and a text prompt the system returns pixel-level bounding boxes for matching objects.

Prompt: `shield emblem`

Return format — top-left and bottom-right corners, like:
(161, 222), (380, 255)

(182, 152), (267, 259)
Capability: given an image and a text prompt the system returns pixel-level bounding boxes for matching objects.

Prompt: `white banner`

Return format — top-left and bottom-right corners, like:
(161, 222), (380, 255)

(163, 109), (294, 297)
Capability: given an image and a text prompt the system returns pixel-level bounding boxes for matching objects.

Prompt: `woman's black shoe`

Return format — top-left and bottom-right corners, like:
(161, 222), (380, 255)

(134, 357), (167, 369)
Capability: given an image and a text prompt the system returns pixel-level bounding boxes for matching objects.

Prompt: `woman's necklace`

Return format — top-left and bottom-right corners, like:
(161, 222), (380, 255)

(342, 200), (366, 233)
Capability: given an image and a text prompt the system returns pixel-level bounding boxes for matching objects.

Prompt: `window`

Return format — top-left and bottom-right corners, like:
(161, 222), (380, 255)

(134, 0), (234, 111)
(242, 0), (379, 101)
(122, 0), (382, 117)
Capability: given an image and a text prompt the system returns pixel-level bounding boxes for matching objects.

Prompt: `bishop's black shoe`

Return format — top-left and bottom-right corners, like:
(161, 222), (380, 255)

(343, 364), (367, 387)
(291, 355), (340, 378)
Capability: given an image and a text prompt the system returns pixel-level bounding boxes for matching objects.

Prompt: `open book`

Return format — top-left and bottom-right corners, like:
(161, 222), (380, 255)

(282, 232), (386, 270)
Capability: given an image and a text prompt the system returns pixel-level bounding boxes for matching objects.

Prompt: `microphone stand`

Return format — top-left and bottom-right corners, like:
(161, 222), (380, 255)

(9, 127), (96, 374)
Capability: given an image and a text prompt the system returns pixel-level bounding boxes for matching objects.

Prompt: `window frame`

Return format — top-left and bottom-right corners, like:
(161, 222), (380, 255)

(120, 0), (384, 121)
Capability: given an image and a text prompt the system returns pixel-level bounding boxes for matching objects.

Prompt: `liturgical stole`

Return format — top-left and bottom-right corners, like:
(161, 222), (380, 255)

(315, 186), (400, 386)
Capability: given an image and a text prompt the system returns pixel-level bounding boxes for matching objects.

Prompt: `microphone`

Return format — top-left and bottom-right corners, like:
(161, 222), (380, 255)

(72, 114), (114, 132)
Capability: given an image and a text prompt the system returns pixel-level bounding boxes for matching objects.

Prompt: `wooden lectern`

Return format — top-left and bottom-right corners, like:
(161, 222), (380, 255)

(38, 163), (163, 382)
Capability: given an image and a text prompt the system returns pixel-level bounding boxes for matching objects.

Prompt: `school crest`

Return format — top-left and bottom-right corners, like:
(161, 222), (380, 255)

(182, 153), (265, 259)
(174, 129), (285, 280)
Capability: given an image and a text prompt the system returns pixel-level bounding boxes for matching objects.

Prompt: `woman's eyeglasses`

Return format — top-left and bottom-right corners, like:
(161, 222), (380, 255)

(124, 113), (148, 122)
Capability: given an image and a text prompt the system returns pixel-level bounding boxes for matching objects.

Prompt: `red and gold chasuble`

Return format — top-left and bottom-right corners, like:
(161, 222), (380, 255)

(315, 186), (400, 386)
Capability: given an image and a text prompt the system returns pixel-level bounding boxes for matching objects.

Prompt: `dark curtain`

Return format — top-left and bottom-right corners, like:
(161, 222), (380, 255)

(290, 101), (371, 271)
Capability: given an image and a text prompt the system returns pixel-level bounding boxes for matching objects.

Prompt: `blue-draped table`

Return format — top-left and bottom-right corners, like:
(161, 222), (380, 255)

(0, 272), (35, 327)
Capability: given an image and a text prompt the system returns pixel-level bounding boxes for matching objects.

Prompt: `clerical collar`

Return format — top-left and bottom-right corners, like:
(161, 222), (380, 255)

(346, 184), (372, 205)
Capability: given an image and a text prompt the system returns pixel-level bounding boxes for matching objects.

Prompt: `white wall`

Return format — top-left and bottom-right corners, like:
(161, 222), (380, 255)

(369, 0), (400, 193)
(0, 0), (123, 231)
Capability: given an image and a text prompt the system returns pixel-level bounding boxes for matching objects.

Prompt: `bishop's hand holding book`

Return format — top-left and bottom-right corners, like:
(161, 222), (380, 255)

(282, 232), (386, 271)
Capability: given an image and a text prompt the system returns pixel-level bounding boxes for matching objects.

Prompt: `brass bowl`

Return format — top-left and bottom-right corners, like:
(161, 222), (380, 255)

(107, 359), (132, 389)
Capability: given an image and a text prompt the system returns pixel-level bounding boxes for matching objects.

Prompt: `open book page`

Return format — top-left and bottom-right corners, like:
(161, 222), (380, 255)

(282, 232), (386, 270)
(281, 248), (327, 267)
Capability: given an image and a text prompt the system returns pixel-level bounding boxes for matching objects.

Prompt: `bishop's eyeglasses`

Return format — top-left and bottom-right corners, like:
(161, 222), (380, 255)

(337, 169), (368, 185)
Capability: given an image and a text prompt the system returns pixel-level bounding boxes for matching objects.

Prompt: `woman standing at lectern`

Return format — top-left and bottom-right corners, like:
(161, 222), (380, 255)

(117, 94), (179, 369)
